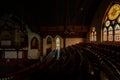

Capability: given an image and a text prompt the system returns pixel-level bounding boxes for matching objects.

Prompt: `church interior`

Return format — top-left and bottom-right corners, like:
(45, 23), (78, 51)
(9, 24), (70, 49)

(0, 0), (120, 80)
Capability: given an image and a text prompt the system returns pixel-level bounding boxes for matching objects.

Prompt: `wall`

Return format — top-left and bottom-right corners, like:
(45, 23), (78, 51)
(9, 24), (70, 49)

(65, 38), (85, 47)
(42, 37), (85, 56)
(26, 25), (86, 58)
(26, 26), (41, 59)
(42, 35), (64, 56)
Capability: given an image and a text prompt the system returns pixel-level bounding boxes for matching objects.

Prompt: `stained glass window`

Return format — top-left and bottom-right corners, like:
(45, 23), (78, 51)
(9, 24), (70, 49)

(47, 37), (52, 44)
(31, 37), (38, 49)
(56, 37), (60, 60)
(114, 24), (120, 41)
(90, 32), (93, 41)
(108, 26), (113, 41)
(103, 4), (120, 42)
(93, 31), (97, 41)
(90, 27), (97, 42)
(103, 27), (107, 41)
(56, 37), (60, 50)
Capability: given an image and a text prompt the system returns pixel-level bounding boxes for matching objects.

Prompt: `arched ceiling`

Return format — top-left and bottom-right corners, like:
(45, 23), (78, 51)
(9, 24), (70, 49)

(0, 0), (103, 29)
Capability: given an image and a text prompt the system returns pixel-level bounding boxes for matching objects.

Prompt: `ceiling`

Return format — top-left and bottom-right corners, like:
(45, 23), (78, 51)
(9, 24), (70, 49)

(0, 0), (102, 28)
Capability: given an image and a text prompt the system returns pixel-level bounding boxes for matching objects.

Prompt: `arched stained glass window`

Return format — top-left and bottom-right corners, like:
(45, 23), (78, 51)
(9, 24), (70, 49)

(46, 36), (52, 55)
(103, 27), (107, 41)
(90, 32), (93, 41)
(114, 24), (120, 41)
(31, 37), (38, 49)
(56, 37), (61, 60)
(56, 37), (60, 50)
(90, 27), (97, 42)
(103, 3), (120, 42)
(108, 26), (113, 41)
(93, 31), (97, 41)
(47, 37), (52, 44)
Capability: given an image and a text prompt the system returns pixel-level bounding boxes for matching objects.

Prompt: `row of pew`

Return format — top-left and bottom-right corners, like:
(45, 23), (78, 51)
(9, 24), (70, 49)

(0, 42), (119, 80)
(85, 43), (120, 80)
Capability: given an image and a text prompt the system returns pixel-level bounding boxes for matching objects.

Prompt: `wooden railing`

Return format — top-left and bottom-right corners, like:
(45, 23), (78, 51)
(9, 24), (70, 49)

(0, 48), (28, 59)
